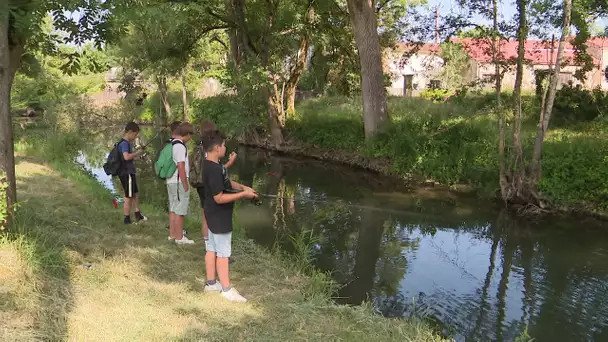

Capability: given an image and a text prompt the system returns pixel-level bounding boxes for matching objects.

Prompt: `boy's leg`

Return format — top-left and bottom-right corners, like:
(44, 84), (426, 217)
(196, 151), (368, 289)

(205, 251), (217, 282)
(169, 211), (176, 239)
(215, 232), (232, 289)
(215, 232), (245, 302)
(204, 233), (221, 292)
(120, 174), (132, 224)
(217, 256), (230, 289)
(175, 214), (184, 239)
(131, 175), (146, 222)
(168, 183), (176, 239)
(173, 183), (194, 244)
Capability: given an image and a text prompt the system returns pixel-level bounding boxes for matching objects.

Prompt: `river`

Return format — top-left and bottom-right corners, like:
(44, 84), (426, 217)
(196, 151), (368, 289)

(77, 127), (608, 342)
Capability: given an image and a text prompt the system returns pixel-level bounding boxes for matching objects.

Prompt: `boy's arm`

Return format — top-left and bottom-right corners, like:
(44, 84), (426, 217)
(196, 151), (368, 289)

(230, 181), (254, 193)
(174, 144), (189, 191)
(120, 142), (141, 160)
(213, 191), (247, 204)
(224, 152), (237, 169)
(177, 162), (189, 192)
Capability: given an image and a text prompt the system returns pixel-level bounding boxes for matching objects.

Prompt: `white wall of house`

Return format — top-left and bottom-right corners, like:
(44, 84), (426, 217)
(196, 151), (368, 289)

(387, 54), (444, 96)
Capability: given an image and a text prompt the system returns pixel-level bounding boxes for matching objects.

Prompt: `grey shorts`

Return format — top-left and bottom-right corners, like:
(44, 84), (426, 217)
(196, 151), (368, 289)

(207, 231), (232, 258)
(167, 183), (190, 216)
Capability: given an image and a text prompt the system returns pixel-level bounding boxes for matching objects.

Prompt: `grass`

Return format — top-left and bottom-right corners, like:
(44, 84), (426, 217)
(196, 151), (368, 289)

(0, 130), (445, 341)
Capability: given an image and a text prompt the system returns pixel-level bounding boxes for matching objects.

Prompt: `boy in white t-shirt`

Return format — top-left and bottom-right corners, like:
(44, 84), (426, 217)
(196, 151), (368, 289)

(167, 122), (195, 245)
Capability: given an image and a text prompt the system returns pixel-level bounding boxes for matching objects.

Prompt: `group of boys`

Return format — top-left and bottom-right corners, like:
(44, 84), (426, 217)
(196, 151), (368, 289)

(117, 121), (258, 302)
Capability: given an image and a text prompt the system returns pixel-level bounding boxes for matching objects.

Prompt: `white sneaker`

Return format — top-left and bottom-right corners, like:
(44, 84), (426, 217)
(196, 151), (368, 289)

(167, 236), (174, 241)
(175, 236), (195, 245)
(221, 288), (247, 303)
(204, 282), (222, 292)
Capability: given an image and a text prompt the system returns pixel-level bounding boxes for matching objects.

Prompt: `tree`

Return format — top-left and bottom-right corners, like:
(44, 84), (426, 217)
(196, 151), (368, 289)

(1, 0), (110, 227)
(345, 0), (390, 139)
(112, 0), (227, 123)
(439, 41), (472, 90)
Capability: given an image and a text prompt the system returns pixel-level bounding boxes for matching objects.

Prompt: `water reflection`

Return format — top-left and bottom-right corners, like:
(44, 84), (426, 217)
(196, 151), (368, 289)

(80, 128), (608, 342)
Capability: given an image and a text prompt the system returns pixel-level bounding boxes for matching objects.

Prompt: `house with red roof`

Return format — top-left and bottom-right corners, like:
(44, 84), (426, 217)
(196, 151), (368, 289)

(388, 37), (608, 96)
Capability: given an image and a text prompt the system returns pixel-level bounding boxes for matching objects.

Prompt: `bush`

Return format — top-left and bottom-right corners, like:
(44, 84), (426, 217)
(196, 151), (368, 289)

(420, 88), (452, 103)
(553, 84), (608, 124)
(540, 131), (608, 210)
(11, 71), (74, 113)
(288, 96), (498, 188)
(287, 97), (364, 150)
(191, 95), (261, 138)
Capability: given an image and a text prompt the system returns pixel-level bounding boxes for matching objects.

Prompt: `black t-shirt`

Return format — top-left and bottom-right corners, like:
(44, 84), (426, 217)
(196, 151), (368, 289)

(203, 160), (234, 234)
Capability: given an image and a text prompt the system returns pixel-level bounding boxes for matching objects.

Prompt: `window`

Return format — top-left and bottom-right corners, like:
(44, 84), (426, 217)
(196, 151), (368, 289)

(558, 72), (572, 85)
(429, 80), (441, 89)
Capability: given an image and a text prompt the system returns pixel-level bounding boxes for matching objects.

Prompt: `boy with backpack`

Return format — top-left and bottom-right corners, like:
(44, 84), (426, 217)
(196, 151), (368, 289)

(118, 122), (147, 224)
(161, 122), (195, 244)
(202, 130), (257, 302)
(190, 120), (237, 248)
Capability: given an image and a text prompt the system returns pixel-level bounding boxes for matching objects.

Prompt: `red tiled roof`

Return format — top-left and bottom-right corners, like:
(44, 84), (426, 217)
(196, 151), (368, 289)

(395, 42), (440, 55)
(451, 38), (602, 66)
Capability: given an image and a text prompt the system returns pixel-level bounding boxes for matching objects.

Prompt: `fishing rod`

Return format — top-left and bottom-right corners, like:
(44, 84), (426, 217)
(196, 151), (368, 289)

(233, 190), (428, 217)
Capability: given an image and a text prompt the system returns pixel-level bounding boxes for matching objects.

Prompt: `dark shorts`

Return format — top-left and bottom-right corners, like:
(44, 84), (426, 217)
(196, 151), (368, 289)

(196, 186), (205, 208)
(119, 174), (139, 198)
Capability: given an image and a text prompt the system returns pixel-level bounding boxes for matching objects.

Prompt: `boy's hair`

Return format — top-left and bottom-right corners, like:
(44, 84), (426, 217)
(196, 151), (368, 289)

(200, 120), (217, 136)
(175, 122), (194, 137)
(169, 121), (182, 133)
(202, 130), (226, 152)
(124, 121), (140, 133)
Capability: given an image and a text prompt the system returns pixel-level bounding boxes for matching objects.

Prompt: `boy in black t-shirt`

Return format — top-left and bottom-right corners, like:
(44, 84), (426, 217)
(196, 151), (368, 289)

(202, 130), (257, 302)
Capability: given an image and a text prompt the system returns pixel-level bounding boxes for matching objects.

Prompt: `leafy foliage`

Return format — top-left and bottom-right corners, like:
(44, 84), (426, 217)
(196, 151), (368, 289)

(553, 84), (608, 124)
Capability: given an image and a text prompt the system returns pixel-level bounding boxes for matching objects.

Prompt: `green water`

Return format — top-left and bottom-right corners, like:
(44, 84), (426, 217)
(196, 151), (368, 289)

(78, 128), (608, 342)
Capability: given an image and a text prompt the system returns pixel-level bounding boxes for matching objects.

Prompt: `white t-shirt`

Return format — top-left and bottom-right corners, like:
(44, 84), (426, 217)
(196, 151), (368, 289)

(167, 140), (189, 184)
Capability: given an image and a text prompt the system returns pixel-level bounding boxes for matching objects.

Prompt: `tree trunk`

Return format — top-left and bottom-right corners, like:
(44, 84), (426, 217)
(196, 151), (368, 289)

(157, 76), (171, 124)
(0, 4), (20, 227)
(346, 0), (390, 139)
(529, 0), (572, 185)
(286, 36), (309, 115)
(266, 83), (285, 147)
(225, 0), (245, 68)
(493, 0), (509, 202)
(181, 73), (189, 121)
(510, 0), (528, 200)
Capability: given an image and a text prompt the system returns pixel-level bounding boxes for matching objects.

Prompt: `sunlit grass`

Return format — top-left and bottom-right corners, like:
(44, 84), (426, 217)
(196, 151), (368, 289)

(1, 131), (446, 341)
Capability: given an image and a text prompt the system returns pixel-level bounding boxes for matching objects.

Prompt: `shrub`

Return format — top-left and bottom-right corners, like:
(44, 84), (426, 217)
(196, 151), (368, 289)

(553, 84), (608, 124)
(540, 131), (608, 210)
(420, 88), (452, 103)
(190, 95), (261, 138)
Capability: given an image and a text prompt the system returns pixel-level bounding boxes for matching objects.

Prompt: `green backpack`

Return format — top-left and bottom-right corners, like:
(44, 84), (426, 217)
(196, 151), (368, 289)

(155, 140), (186, 180)
(189, 141), (205, 188)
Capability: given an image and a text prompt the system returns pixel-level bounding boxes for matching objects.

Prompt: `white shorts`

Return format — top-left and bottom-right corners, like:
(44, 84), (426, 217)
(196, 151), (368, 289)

(207, 231), (232, 258)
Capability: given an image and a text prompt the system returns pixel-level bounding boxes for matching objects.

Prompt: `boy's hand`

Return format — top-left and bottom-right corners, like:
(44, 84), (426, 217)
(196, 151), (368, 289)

(183, 183), (189, 192)
(243, 186), (255, 193)
(228, 152), (237, 164)
(242, 190), (258, 199)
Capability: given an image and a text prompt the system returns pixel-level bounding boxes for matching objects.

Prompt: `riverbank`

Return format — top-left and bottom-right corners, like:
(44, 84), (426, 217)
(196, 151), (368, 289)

(196, 95), (608, 217)
(0, 130), (444, 341)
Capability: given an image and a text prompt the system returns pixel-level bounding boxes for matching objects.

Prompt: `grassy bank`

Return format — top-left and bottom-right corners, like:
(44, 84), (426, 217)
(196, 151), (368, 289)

(192, 94), (608, 215)
(0, 129), (443, 341)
